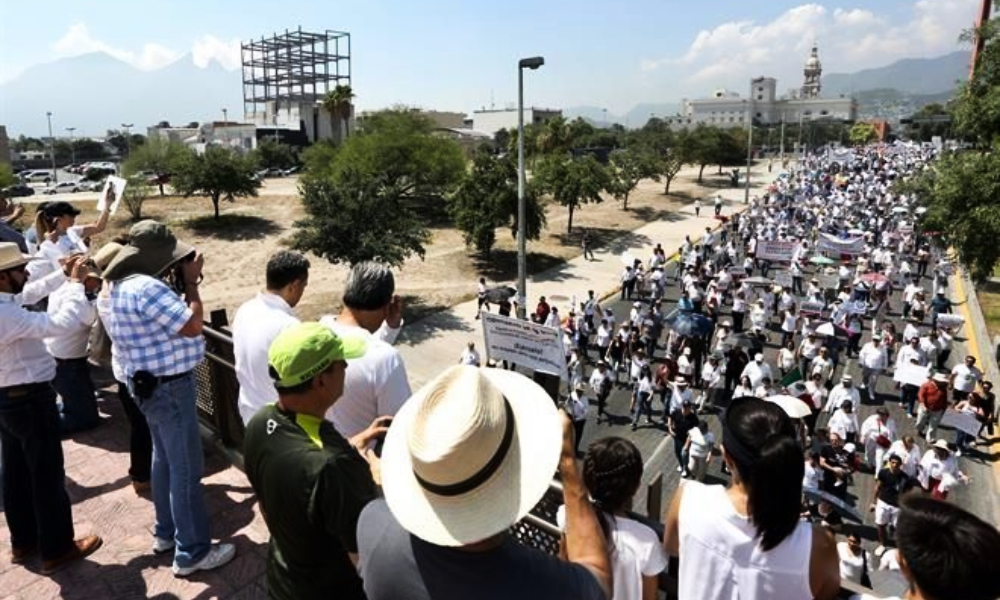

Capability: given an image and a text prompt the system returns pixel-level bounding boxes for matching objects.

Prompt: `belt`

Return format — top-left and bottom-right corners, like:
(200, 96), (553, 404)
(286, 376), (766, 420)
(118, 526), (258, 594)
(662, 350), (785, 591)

(55, 356), (90, 364)
(154, 372), (189, 384)
(1, 382), (51, 399)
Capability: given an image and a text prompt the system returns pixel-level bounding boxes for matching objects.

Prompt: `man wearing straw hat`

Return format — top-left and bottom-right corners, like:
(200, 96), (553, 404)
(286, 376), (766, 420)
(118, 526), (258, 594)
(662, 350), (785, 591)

(0, 242), (103, 573)
(357, 365), (611, 600)
(102, 220), (235, 576)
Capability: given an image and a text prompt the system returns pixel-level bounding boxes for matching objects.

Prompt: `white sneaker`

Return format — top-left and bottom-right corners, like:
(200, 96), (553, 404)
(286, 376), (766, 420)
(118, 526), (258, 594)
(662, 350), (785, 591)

(172, 543), (236, 577)
(677, 466), (683, 473)
(152, 536), (175, 554)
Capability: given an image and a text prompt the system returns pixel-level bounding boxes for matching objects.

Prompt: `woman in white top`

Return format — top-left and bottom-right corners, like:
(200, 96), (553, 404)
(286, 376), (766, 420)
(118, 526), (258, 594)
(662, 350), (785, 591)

(29, 201), (111, 279)
(559, 437), (668, 600)
(664, 396), (841, 600)
(778, 341), (797, 378)
(732, 375), (755, 400)
(836, 532), (869, 585)
(780, 306), (799, 348)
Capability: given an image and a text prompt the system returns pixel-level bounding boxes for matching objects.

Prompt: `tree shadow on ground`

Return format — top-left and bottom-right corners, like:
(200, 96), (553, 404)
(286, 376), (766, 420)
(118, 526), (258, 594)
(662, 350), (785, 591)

(396, 294), (475, 346)
(470, 249), (569, 284)
(629, 206), (685, 224)
(175, 214), (282, 242)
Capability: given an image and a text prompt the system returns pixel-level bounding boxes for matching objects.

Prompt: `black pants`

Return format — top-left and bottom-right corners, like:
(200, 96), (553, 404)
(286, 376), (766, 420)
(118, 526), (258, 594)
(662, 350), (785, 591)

(0, 384), (76, 560)
(732, 312), (745, 332)
(116, 381), (152, 483)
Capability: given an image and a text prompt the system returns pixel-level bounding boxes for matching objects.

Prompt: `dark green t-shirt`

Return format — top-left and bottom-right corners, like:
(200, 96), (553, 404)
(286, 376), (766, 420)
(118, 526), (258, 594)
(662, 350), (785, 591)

(243, 404), (377, 600)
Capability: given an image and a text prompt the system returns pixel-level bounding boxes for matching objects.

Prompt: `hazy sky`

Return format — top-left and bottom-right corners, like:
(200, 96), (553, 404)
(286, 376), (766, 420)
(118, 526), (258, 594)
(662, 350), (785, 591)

(0, 0), (978, 115)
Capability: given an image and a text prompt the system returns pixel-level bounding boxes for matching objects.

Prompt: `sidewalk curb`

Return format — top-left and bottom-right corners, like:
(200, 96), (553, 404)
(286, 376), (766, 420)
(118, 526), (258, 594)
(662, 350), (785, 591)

(953, 268), (1000, 525)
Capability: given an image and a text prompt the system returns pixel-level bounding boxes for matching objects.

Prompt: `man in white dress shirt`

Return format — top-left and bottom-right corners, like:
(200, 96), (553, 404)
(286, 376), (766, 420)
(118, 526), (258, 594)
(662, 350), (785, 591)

(857, 334), (888, 393)
(0, 245), (103, 573)
(826, 374), (861, 414)
(320, 261), (410, 439)
(233, 251), (311, 425)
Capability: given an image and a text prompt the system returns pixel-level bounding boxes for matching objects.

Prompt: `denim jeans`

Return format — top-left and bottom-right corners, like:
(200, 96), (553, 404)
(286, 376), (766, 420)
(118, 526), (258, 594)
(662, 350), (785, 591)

(0, 384), (76, 560)
(631, 391), (652, 426)
(52, 357), (100, 434)
(134, 373), (210, 568)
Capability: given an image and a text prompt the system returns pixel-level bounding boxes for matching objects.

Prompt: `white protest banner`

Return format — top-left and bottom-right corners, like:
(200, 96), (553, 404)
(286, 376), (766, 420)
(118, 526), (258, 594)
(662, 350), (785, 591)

(936, 314), (965, 329)
(96, 176), (127, 216)
(757, 240), (798, 262)
(481, 312), (568, 380)
(940, 410), (982, 437)
(800, 300), (826, 314)
(728, 266), (748, 276)
(773, 271), (793, 287)
(893, 364), (930, 388)
(818, 233), (864, 255)
(818, 274), (840, 290)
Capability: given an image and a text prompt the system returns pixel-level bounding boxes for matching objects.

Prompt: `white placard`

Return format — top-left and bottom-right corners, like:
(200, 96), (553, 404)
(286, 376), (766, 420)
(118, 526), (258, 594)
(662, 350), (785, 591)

(95, 176), (127, 215)
(893, 364), (930, 388)
(818, 233), (864, 255)
(818, 274), (840, 290)
(936, 314), (965, 329)
(940, 409), (982, 437)
(728, 266), (748, 276)
(757, 240), (798, 262)
(481, 312), (568, 380)
(800, 300), (826, 314)
(773, 271), (793, 287)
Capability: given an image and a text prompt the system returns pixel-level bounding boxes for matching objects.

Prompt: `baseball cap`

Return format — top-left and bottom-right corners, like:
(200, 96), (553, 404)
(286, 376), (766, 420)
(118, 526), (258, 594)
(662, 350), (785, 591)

(268, 322), (367, 389)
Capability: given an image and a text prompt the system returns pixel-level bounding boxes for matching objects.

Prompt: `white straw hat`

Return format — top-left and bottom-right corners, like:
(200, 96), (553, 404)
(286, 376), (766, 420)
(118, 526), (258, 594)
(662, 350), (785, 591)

(380, 365), (562, 547)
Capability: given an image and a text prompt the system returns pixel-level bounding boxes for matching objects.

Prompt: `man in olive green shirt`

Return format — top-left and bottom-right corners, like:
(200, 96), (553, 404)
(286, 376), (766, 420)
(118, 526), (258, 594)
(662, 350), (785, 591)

(243, 322), (389, 600)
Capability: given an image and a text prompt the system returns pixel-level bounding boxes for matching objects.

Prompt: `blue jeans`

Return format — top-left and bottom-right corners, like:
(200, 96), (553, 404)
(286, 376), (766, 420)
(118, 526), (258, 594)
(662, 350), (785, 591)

(632, 391), (652, 426)
(134, 373), (210, 568)
(52, 357), (100, 434)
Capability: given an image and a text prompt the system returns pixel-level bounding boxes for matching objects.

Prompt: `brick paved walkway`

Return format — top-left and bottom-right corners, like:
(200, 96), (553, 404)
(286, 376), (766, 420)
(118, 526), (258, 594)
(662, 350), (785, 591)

(0, 373), (270, 600)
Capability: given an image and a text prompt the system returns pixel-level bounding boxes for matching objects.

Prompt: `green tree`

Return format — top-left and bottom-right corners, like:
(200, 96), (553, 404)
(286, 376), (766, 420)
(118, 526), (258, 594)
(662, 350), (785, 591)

(170, 146), (261, 219)
(534, 154), (609, 234)
(12, 135), (45, 152)
(954, 20), (1000, 146)
(449, 149), (546, 255)
(903, 103), (952, 142)
(121, 175), (153, 221)
(848, 122), (878, 145)
(689, 126), (744, 183)
(292, 109), (465, 266)
(0, 163), (16, 189)
(122, 138), (189, 196)
(536, 116), (572, 155)
(322, 84), (355, 142)
(252, 139), (298, 170)
(607, 147), (656, 210)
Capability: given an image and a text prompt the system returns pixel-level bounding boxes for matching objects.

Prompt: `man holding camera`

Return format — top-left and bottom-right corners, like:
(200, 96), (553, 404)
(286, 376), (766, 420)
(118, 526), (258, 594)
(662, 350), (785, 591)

(102, 220), (234, 577)
(0, 242), (103, 574)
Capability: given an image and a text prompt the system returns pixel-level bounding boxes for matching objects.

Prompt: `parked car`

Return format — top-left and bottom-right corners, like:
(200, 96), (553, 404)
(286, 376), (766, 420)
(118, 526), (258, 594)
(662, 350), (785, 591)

(45, 181), (84, 195)
(281, 166), (300, 176)
(1, 184), (35, 198)
(22, 170), (54, 183)
(87, 179), (107, 192)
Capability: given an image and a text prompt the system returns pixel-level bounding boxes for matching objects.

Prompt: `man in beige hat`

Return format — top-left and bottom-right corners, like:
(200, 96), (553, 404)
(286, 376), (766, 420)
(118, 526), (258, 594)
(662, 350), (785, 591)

(357, 365), (611, 600)
(102, 220), (235, 576)
(0, 242), (103, 573)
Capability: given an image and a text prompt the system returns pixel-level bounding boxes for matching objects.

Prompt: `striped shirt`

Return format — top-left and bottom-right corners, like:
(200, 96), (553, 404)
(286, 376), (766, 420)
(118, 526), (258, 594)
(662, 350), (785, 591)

(106, 275), (204, 378)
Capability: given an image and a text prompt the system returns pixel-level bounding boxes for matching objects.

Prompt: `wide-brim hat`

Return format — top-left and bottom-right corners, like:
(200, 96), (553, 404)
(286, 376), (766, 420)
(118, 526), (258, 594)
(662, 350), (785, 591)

(0, 242), (37, 271)
(932, 439), (951, 452)
(102, 220), (194, 281)
(380, 365), (562, 547)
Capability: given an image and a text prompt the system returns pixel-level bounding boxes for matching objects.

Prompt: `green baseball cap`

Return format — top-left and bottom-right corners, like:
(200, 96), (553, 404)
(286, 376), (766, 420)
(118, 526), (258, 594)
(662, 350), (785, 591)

(268, 322), (367, 389)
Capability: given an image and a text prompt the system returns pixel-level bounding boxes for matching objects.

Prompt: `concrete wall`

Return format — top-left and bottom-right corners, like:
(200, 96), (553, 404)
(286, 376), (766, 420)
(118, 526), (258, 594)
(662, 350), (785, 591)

(473, 108), (562, 135)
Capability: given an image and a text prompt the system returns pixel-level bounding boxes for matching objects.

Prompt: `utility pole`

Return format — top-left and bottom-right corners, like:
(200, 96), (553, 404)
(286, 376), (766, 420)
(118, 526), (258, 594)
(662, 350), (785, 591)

(121, 123), (133, 159)
(46, 112), (58, 184)
(66, 127), (76, 166)
(744, 80), (755, 204)
(516, 56), (545, 320)
(779, 115), (786, 165)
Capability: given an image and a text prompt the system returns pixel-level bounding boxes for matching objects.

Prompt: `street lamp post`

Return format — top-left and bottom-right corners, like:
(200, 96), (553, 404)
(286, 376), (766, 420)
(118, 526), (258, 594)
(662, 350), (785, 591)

(46, 112), (58, 184)
(516, 56), (544, 320)
(744, 85), (754, 204)
(121, 123), (133, 158)
(66, 127), (76, 166)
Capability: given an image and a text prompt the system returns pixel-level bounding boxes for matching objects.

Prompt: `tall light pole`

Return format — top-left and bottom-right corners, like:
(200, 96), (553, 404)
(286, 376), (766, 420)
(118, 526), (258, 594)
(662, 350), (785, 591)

(121, 123), (133, 159)
(46, 112), (58, 184)
(65, 127), (76, 166)
(744, 79), (757, 204)
(516, 56), (544, 320)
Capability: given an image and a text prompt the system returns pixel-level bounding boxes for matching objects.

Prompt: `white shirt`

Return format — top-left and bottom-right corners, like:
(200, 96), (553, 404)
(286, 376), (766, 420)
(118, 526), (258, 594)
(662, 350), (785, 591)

(828, 408), (859, 439)
(886, 440), (921, 478)
(320, 316), (411, 439)
(233, 292), (301, 425)
(1, 275), (87, 388)
(860, 415), (896, 446)
(741, 361), (772, 388)
(857, 342), (887, 370)
(778, 348), (796, 370)
(688, 429), (716, 458)
(825, 385), (860, 413)
(459, 348), (481, 366)
(896, 344), (925, 369)
(567, 390), (589, 422)
(677, 355), (694, 376)
(837, 542), (867, 585)
(951, 364), (983, 393)
(678, 481), (813, 600)
(44, 281), (98, 359)
(803, 461), (822, 489)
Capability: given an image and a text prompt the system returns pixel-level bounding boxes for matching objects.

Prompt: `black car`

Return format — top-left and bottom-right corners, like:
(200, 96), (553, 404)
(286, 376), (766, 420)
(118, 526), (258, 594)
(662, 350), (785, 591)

(1, 184), (35, 198)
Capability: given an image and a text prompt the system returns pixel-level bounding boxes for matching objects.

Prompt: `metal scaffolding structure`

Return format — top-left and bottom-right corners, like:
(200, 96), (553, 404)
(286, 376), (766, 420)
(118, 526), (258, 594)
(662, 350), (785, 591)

(241, 27), (351, 119)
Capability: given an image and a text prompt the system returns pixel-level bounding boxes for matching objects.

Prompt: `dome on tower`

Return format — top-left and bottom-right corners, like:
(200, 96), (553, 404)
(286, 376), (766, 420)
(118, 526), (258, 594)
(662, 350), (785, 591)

(805, 45), (822, 70)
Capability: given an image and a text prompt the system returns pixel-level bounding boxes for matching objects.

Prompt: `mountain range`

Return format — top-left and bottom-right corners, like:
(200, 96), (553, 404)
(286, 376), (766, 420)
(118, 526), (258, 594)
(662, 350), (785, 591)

(0, 50), (969, 137)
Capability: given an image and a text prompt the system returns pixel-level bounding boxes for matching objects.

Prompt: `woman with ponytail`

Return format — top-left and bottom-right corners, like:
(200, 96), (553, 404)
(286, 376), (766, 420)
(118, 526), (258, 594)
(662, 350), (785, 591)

(558, 437), (667, 600)
(663, 396), (841, 600)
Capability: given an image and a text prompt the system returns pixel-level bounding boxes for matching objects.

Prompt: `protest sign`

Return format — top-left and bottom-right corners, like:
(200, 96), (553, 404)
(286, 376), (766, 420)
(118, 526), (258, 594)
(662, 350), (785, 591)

(773, 271), (793, 287)
(936, 314), (965, 329)
(800, 300), (826, 314)
(941, 410), (982, 437)
(96, 176), (127, 215)
(818, 274), (840, 290)
(818, 233), (864, 255)
(481, 312), (568, 380)
(893, 364), (930, 388)
(728, 266), (748, 276)
(757, 240), (798, 262)
(846, 300), (868, 315)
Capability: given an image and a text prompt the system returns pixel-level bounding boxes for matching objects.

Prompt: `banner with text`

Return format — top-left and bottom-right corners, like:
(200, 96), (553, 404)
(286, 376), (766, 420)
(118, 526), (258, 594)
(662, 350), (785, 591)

(757, 240), (799, 262)
(481, 312), (568, 380)
(818, 233), (864, 256)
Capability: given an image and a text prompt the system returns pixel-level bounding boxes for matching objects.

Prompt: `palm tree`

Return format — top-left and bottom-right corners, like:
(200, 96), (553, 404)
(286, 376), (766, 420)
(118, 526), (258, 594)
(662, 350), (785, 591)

(322, 84), (355, 142)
